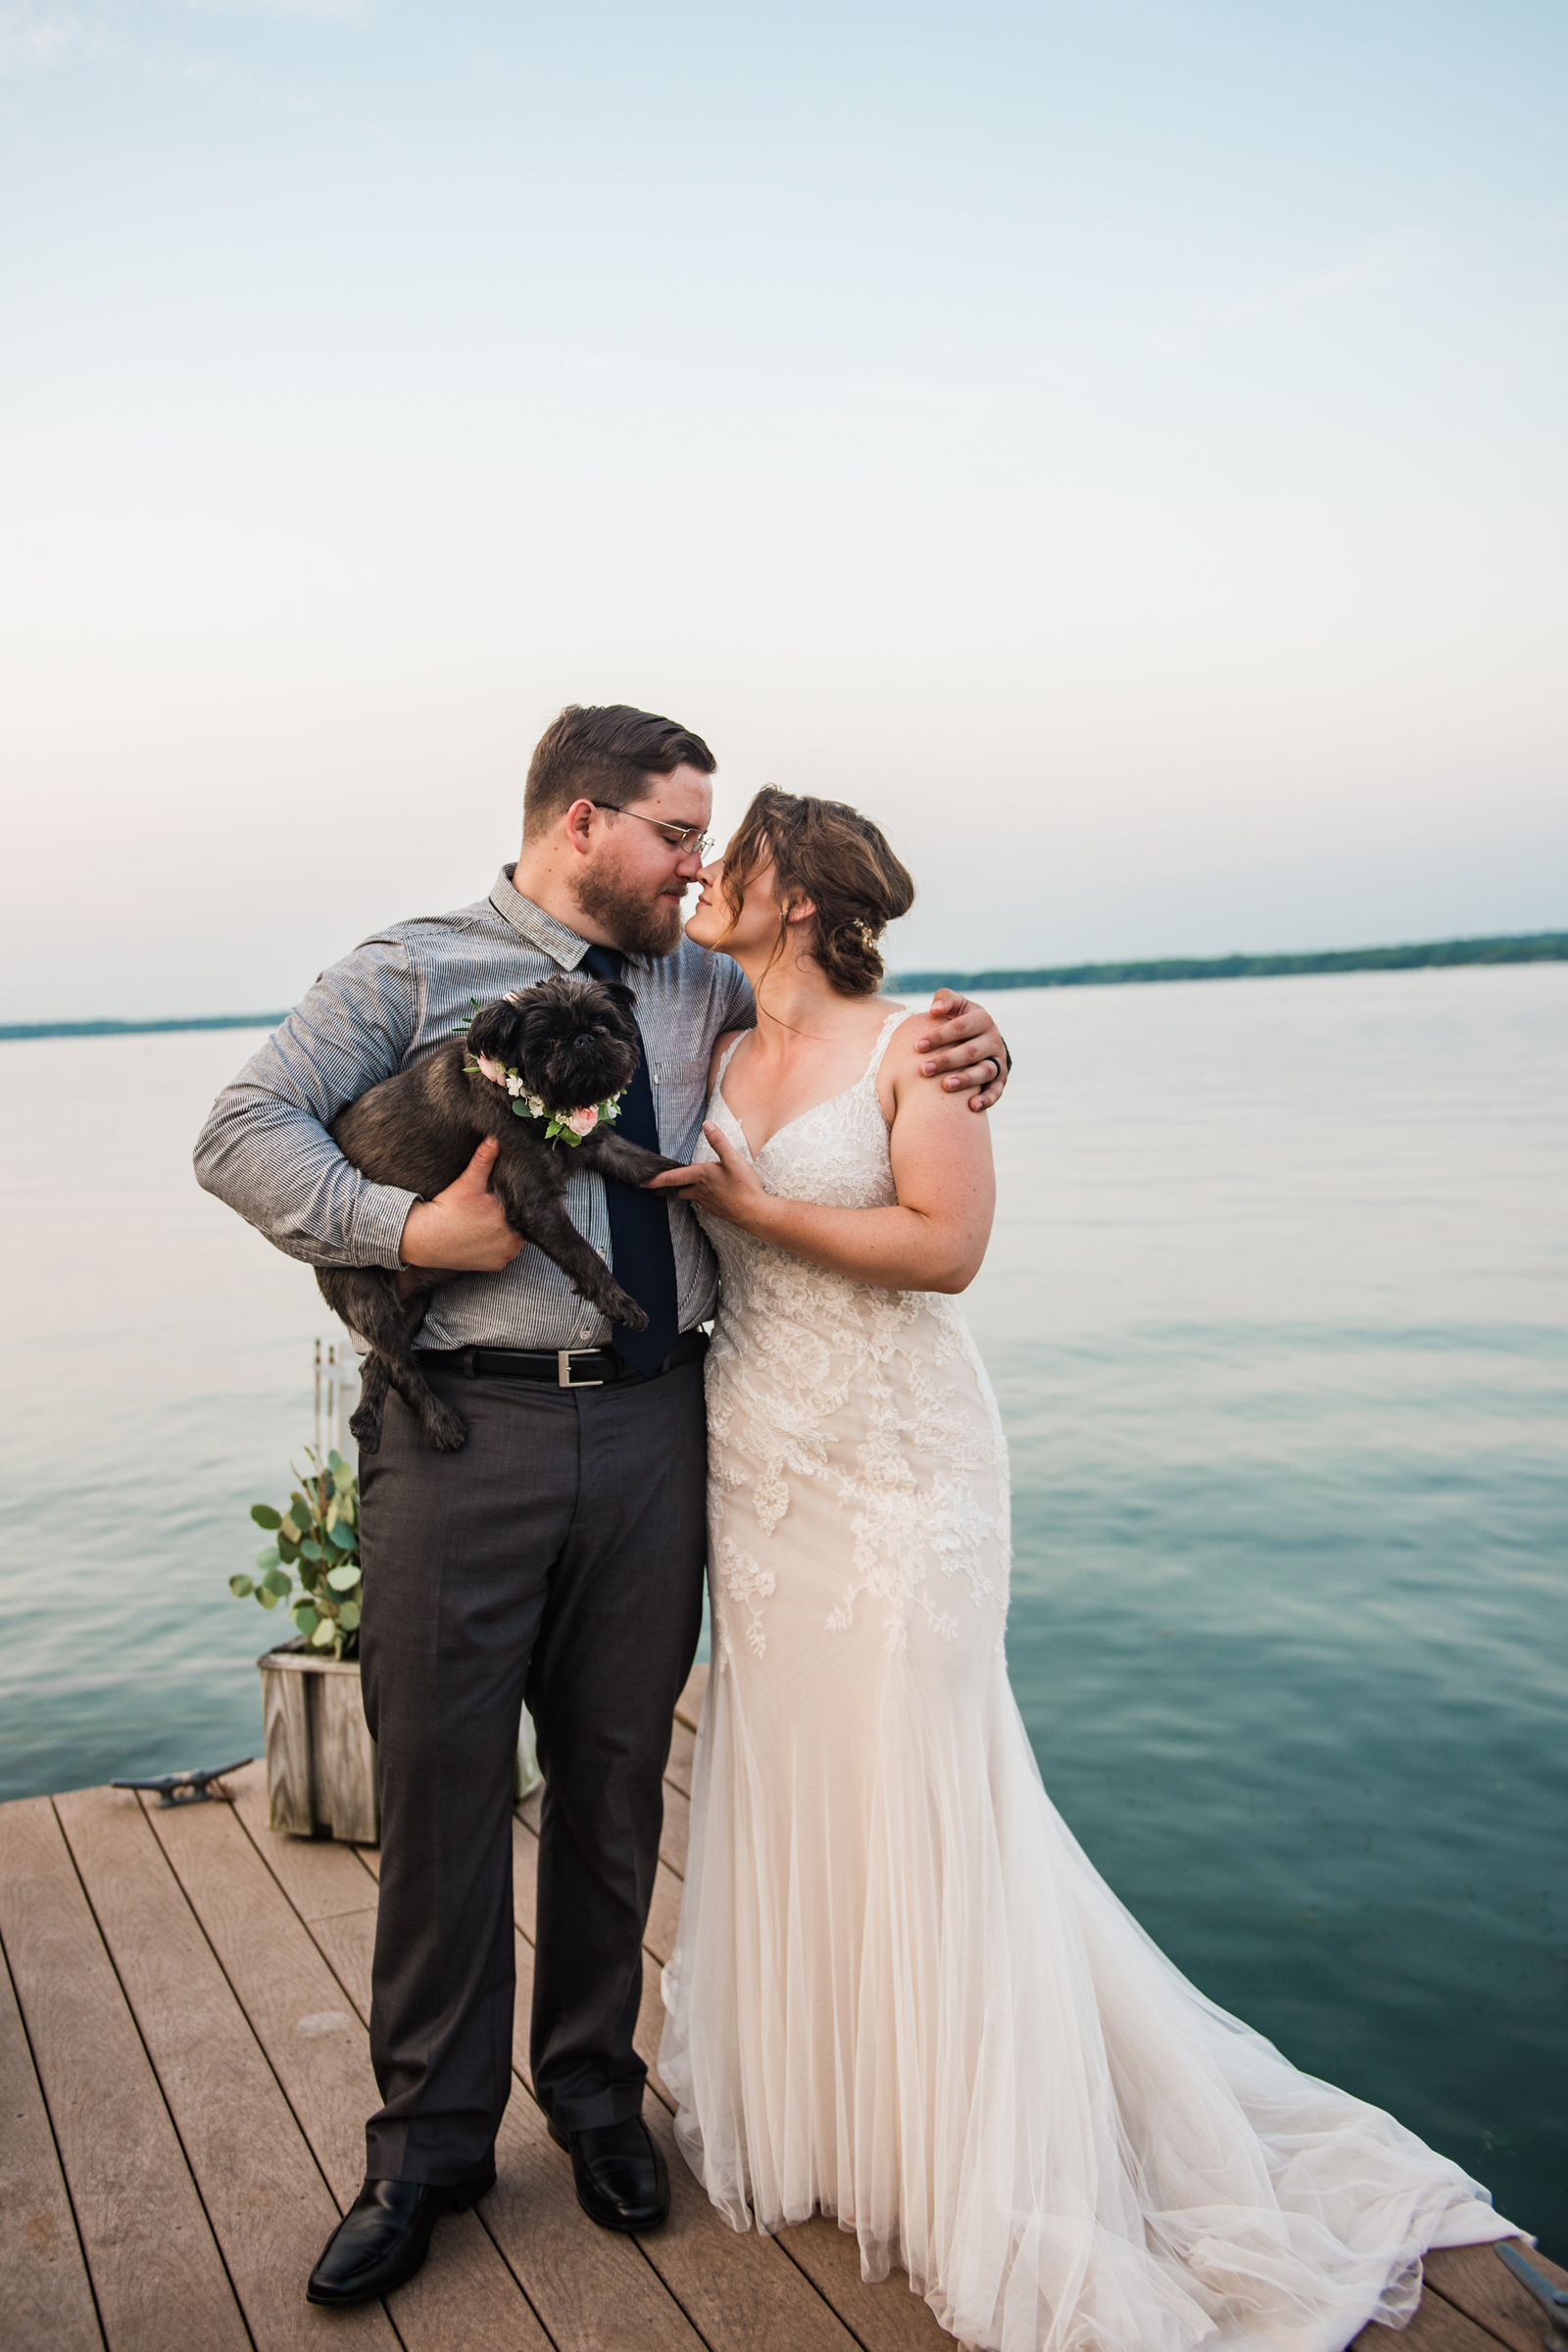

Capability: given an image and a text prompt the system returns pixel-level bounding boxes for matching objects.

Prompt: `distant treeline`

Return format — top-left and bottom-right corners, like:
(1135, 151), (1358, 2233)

(893, 930), (1568, 997)
(0, 1011), (287, 1043)
(3, 930), (1564, 1041)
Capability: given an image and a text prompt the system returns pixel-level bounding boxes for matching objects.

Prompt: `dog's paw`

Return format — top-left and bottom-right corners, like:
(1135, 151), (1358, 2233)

(607, 1292), (650, 1332)
(349, 1404), (384, 1455)
(423, 1402), (469, 1453)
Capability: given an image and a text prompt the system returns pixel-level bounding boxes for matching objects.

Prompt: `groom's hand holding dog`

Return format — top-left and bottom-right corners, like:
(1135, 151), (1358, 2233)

(399, 1136), (527, 1274)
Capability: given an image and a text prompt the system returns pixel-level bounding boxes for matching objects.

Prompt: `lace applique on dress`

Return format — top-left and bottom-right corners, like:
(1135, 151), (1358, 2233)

(711, 1535), (775, 1661)
(696, 1013), (1010, 1666)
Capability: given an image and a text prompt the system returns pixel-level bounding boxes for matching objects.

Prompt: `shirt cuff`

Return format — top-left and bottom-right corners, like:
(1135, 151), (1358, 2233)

(349, 1183), (423, 1270)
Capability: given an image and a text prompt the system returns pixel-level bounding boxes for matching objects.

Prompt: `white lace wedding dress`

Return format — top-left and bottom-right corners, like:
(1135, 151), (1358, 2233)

(659, 1013), (1514, 2352)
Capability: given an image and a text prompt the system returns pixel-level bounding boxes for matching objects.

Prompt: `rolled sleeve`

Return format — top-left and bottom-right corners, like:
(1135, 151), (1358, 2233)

(193, 936), (424, 1269)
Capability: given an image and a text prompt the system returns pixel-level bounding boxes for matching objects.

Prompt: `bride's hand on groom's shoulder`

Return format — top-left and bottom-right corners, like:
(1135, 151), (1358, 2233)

(915, 991), (1011, 1111)
(645, 1125), (768, 1229)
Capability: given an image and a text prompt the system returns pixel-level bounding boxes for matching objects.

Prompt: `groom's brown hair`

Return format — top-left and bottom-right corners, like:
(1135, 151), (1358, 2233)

(523, 704), (715, 837)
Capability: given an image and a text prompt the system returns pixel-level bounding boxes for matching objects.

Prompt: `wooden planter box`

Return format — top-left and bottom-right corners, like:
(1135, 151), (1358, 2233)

(258, 1641), (544, 1844)
(258, 1642), (378, 1843)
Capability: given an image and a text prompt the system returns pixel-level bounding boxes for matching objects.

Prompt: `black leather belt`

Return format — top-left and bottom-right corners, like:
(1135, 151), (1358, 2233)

(416, 1327), (710, 1390)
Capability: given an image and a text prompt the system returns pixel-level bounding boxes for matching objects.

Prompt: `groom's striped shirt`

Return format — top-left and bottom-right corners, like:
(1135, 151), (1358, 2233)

(194, 865), (754, 1352)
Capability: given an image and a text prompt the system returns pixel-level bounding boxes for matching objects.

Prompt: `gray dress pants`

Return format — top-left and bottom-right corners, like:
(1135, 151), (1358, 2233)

(357, 1352), (707, 2184)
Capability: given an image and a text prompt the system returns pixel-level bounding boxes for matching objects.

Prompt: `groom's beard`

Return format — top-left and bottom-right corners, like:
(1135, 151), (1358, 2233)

(575, 865), (689, 957)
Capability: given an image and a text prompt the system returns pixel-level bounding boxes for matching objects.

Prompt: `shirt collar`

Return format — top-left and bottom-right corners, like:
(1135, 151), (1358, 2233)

(490, 865), (595, 969)
(489, 864), (657, 976)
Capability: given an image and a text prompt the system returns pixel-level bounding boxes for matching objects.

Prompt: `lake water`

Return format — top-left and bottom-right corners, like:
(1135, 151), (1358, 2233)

(1, 965), (1563, 2247)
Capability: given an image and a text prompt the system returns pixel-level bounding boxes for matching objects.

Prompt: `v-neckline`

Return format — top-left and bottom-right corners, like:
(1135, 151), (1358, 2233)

(716, 1012), (901, 1161)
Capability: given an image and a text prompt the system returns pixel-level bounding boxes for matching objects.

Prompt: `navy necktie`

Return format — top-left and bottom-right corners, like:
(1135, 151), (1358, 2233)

(578, 944), (680, 1373)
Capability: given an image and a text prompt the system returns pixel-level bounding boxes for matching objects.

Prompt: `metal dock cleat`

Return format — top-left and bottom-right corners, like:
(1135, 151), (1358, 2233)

(111, 1758), (254, 1808)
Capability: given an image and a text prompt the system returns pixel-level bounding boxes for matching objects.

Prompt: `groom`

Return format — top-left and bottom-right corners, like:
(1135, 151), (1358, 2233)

(195, 704), (1011, 2305)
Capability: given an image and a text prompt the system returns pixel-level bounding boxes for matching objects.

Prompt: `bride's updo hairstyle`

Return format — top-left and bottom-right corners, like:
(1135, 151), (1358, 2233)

(719, 786), (915, 998)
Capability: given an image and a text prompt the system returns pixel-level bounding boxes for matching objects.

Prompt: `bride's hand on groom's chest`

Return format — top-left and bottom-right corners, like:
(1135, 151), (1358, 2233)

(645, 1122), (768, 1229)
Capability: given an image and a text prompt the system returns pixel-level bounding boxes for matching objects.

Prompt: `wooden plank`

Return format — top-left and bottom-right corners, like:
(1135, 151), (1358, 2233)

(228, 1762), (380, 1924)
(663, 1718), (696, 1801)
(56, 1785), (393, 2352)
(511, 1731), (885, 2346)
(1351, 2278), (1516, 2351)
(673, 1663), (709, 1734)
(309, 1904), (378, 2024)
(0, 1936), (102, 2352)
(642, 1859), (685, 1967)
(634, 1946), (676, 2113)
(153, 1784), (548, 2352)
(1426, 2238), (1568, 2352)
(776, 2215), (954, 2351)
(482, 2076), (706, 2352)
(239, 1771), (700, 2349)
(144, 1788), (376, 2200)
(504, 1903), (858, 2351)
(511, 1813), (539, 1936)
(659, 1783), (691, 1880)
(638, 2097), (859, 2352)
(480, 1905), (707, 2350)
(0, 1795), (248, 2352)
(245, 1682), (967, 2352)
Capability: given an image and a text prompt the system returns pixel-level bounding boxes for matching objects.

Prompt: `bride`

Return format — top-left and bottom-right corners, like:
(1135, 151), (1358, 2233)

(647, 788), (1515, 2352)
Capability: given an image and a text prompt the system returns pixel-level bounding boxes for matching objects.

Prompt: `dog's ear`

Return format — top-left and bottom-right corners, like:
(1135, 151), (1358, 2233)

(598, 979), (638, 1014)
(466, 998), (531, 1064)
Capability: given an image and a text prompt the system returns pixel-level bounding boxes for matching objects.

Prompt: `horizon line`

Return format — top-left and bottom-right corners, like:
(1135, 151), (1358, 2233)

(2, 927), (1564, 1043)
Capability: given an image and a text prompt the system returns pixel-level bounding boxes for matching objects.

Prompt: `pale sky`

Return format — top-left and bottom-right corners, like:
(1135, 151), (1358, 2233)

(2, 0), (1564, 1019)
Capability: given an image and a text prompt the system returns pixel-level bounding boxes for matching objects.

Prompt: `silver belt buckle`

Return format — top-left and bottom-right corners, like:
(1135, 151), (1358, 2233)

(558, 1348), (606, 1389)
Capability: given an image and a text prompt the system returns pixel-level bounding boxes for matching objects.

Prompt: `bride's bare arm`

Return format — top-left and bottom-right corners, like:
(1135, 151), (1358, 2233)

(646, 1032), (996, 1293)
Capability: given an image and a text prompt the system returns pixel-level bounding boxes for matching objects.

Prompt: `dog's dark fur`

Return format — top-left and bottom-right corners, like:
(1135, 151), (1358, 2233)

(317, 974), (679, 1454)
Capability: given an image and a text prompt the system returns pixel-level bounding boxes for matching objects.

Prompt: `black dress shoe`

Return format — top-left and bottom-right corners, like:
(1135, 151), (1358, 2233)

(548, 2114), (669, 2232)
(306, 2166), (496, 2306)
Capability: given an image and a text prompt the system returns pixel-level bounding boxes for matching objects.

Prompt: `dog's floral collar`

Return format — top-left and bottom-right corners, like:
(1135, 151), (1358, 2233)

(464, 1053), (625, 1147)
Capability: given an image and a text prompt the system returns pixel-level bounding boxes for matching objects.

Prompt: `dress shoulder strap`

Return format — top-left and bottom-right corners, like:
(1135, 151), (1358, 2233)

(713, 1031), (749, 1091)
(863, 1006), (906, 1085)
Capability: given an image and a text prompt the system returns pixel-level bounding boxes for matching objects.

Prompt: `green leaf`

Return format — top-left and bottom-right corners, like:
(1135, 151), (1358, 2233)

(262, 1566), (293, 1597)
(276, 1536), (299, 1563)
(310, 1615), (337, 1648)
(254, 1544), (280, 1573)
(325, 1563), (361, 1592)
(327, 1519), (358, 1552)
(336, 1600), (361, 1632)
(257, 1585), (280, 1608)
(250, 1502), (283, 1530)
(327, 1447), (344, 1470)
(300, 1538), (325, 1563)
(279, 1516), (304, 1544)
(228, 1574), (254, 1597)
(293, 1603), (318, 1637)
(331, 1463), (354, 1496)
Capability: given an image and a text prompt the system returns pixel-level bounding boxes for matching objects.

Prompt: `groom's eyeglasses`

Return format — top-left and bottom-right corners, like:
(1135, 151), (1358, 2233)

(591, 802), (712, 858)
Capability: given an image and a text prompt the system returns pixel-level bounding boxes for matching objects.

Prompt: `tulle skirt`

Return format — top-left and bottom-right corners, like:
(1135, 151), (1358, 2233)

(660, 1588), (1513, 2352)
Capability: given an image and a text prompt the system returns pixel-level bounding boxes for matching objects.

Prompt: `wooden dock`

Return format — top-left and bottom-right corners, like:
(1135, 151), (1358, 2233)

(2, 1663), (1558, 2352)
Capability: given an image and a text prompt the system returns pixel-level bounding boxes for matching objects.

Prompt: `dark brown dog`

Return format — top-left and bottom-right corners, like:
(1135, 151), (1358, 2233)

(317, 974), (678, 1453)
